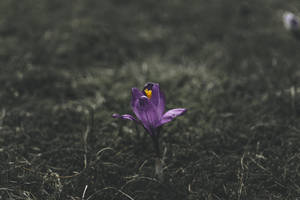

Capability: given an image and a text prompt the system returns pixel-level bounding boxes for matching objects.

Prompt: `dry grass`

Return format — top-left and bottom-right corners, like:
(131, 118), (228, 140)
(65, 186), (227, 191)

(1, 0), (300, 199)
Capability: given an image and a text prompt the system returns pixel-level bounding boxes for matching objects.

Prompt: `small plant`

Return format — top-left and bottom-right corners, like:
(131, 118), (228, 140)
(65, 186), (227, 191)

(113, 82), (186, 180)
(283, 11), (299, 31)
(282, 11), (300, 39)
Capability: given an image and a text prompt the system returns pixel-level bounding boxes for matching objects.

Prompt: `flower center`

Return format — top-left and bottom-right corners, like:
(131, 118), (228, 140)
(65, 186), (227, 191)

(144, 88), (152, 99)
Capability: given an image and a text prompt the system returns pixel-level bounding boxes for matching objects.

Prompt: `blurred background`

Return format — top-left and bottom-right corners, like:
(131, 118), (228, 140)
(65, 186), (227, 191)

(1, 0), (300, 199)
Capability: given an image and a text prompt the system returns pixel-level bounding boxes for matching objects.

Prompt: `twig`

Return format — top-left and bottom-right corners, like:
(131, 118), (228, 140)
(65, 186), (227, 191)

(0, 108), (6, 127)
(82, 120), (90, 169)
(86, 187), (135, 200)
(121, 176), (160, 190)
(138, 160), (148, 171)
(249, 157), (269, 172)
(96, 147), (114, 157)
(237, 153), (246, 200)
(0, 188), (13, 191)
(82, 185), (88, 200)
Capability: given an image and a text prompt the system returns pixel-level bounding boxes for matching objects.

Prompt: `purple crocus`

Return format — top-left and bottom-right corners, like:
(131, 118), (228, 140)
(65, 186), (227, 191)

(113, 83), (186, 179)
(283, 11), (299, 31)
(113, 82), (187, 137)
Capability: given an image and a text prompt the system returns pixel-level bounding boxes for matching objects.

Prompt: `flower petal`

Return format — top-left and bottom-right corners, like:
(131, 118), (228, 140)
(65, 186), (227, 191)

(283, 12), (299, 31)
(158, 108), (187, 126)
(149, 83), (165, 117)
(133, 95), (160, 134)
(112, 113), (137, 121)
(131, 87), (143, 108)
(131, 88), (144, 120)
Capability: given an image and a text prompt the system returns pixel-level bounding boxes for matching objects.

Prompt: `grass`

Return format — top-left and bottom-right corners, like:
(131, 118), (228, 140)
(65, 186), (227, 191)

(1, 0), (300, 199)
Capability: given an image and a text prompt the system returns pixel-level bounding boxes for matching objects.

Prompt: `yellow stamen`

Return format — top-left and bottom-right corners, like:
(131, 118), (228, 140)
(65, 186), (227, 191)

(144, 88), (152, 99)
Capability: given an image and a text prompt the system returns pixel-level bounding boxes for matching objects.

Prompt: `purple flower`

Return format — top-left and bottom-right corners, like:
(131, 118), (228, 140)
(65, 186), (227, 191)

(283, 11), (299, 31)
(113, 82), (186, 136)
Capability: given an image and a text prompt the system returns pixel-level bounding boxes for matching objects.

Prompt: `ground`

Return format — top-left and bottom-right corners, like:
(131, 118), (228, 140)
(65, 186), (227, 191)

(0, 0), (300, 199)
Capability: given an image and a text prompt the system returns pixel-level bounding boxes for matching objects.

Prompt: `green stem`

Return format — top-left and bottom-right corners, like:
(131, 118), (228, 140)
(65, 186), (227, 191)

(152, 132), (160, 158)
(152, 130), (164, 181)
